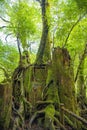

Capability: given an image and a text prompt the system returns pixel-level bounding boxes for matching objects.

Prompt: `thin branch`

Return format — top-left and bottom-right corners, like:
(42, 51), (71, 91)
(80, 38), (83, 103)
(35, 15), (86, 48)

(63, 12), (87, 48)
(36, 0), (41, 4)
(0, 26), (7, 29)
(54, 117), (67, 130)
(0, 25), (17, 29)
(5, 33), (13, 42)
(74, 43), (87, 82)
(17, 35), (22, 62)
(62, 106), (87, 126)
(0, 16), (10, 23)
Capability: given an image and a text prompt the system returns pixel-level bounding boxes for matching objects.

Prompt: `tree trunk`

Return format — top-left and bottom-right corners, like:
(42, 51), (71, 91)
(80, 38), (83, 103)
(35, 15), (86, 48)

(29, 0), (51, 107)
(52, 47), (80, 129)
(12, 51), (30, 129)
(50, 47), (77, 112)
(35, 0), (51, 64)
(0, 82), (12, 130)
(77, 60), (86, 109)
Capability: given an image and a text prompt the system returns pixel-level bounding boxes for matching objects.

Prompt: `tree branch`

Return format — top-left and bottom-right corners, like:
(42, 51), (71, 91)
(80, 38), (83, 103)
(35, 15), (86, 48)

(17, 35), (22, 62)
(0, 26), (7, 29)
(36, 0), (41, 4)
(62, 106), (87, 126)
(63, 12), (87, 47)
(5, 33), (13, 42)
(0, 16), (10, 23)
(74, 43), (87, 82)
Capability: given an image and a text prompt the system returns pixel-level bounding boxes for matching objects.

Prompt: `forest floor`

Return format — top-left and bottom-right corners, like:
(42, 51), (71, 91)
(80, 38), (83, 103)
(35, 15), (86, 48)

(26, 125), (73, 130)
(24, 122), (73, 130)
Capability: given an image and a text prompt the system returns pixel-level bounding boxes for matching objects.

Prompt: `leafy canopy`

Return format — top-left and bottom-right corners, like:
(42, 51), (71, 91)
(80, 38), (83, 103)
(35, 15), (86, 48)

(8, 1), (36, 49)
(75, 0), (87, 11)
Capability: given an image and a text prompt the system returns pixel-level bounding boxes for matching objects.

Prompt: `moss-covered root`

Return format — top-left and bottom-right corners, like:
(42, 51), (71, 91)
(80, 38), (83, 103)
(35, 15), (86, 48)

(54, 117), (67, 130)
(44, 104), (56, 130)
(29, 105), (56, 130)
(29, 110), (45, 128)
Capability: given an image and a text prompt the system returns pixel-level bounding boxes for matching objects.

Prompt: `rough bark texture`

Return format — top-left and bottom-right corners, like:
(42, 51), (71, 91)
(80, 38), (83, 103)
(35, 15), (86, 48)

(36, 0), (51, 64)
(51, 47), (77, 112)
(77, 61), (86, 109)
(12, 51), (30, 129)
(0, 82), (12, 130)
(12, 67), (24, 129)
(31, 0), (51, 107)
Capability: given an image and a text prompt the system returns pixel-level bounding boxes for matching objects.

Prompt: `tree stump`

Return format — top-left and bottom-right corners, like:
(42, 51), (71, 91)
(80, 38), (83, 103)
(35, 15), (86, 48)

(52, 47), (77, 112)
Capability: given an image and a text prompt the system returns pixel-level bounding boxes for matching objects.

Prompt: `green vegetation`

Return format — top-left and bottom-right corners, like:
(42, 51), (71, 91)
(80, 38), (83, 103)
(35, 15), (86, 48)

(0, 0), (87, 130)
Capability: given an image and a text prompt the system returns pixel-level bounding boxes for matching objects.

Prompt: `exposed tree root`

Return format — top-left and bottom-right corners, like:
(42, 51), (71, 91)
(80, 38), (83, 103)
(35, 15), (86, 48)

(54, 117), (67, 130)
(29, 110), (45, 128)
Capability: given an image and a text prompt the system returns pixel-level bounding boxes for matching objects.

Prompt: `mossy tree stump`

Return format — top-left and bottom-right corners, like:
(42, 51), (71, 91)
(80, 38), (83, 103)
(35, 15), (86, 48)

(52, 47), (77, 112)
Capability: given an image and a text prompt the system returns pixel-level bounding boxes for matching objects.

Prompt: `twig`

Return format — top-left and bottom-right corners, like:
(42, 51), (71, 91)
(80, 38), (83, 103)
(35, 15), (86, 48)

(5, 33), (13, 42)
(0, 16), (10, 23)
(0, 26), (7, 29)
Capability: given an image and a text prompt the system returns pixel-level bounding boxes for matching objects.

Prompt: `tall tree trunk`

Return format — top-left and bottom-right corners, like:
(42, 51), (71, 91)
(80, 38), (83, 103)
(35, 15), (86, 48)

(35, 0), (51, 64)
(30, 0), (51, 106)
(77, 59), (86, 109)
(75, 44), (87, 109)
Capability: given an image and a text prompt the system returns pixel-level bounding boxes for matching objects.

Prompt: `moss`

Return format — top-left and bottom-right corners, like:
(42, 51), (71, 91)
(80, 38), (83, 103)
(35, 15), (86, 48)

(0, 106), (11, 129)
(52, 47), (77, 111)
(43, 33), (51, 63)
(0, 82), (12, 130)
(0, 99), (3, 109)
(35, 0), (50, 64)
(23, 66), (31, 97)
(34, 66), (48, 87)
(20, 50), (30, 67)
(0, 103), (11, 129)
(45, 104), (55, 119)
(44, 104), (55, 129)
(44, 85), (59, 106)
(46, 66), (53, 85)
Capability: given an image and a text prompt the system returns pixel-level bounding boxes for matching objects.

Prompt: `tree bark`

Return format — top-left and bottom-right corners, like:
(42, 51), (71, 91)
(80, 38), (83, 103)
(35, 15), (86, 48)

(35, 0), (51, 64)
(49, 47), (77, 112)
(77, 60), (86, 109)
(0, 82), (12, 130)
